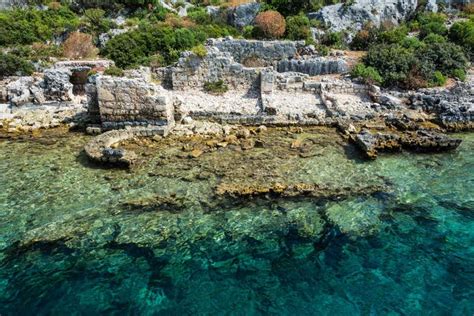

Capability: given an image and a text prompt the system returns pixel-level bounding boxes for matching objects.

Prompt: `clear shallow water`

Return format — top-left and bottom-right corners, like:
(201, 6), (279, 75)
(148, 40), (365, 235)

(0, 129), (473, 315)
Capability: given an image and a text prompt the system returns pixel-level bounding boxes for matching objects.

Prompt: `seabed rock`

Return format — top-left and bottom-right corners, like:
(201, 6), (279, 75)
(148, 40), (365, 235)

(353, 128), (461, 159)
(215, 182), (388, 200)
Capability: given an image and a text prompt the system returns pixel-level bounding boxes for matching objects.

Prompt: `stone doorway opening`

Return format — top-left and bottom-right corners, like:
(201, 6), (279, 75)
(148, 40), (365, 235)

(70, 69), (89, 95)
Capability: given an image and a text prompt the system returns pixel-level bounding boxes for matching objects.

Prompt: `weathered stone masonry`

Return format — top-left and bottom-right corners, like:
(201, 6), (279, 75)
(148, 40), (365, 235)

(95, 75), (174, 129)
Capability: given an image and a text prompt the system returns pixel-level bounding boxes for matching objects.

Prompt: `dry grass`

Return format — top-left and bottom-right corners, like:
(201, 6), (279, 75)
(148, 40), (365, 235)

(163, 14), (196, 28)
(254, 10), (286, 39)
(463, 4), (474, 14)
(62, 32), (98, 60)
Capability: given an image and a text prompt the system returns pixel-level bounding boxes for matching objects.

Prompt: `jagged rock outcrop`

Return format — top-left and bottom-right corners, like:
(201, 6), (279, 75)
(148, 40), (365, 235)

(227, 2), (261, 29)
(98, 29), (129, 48)
(42, 69), (74, 101)
(0, 0), (27, 9)
(410, 77), (474, 131)
(308, 0), (418, 35)
(6, 69), (74, 107)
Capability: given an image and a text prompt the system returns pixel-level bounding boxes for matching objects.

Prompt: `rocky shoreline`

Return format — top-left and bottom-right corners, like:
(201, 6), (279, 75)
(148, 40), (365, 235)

(0, 38), (472, 166)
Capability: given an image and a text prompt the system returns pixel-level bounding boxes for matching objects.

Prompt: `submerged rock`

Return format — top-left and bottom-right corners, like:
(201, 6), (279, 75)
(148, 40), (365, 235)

(353, 128), (461, 159)
(215, 181), (387, 199)
(354, 130), (402, 159)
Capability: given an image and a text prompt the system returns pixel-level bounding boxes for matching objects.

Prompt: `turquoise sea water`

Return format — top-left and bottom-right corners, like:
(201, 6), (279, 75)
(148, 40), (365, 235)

(0, 129), (473, 315)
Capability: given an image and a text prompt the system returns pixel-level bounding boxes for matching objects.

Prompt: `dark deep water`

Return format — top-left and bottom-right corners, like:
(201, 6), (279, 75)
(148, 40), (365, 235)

(0, 129), (473, 315)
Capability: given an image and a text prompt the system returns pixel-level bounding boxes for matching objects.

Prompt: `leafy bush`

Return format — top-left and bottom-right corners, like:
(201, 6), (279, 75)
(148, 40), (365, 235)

(452, 68), (466, 81)
(350, 63), (382, 85)
(416, 42), (468, 77)
(448, 20), (474, 61)
(401, 36), (424, 49)
(254, 10), (286, 39)
(0, 6), (80, 46)
(431, 70), (446, 86)
(62, 32), (98, 59)
(422, 33), (446, 44)
(243, 25), (255, 39)
(104, 66), (124, 77)
(315, 44), (329, 56)
(363, 44), (419, 88)
(191, 44), (207, 57)
(149, 54), (165, 67)
(83, 8), (115, 35)
(417, 12), (448, 38)
(103, 25), (200, 68)
(0, 52), (34, 77)
(187, 7), (211, 25)
(203, 80), (228, 94)
(321, 31), (346, 48)
(285, 14), (311, 40)
(362, 40), (469, 89)
(351, 24), (408, 49)
(351, 24), (378, 50)
(378, 25), (408, 44)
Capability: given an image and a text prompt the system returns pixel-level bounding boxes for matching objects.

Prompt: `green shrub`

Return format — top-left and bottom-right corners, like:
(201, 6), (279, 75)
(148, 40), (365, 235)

(0, 6), (80, 46)
(149, 54), (165, 67)
(401, 36), (424, 49)
(350, 24), (379, 50)
(0, 52), (34, 77)
(187, 7), (211, 25)
(83, 8), (115, 35)
(322, 31), (346, 48)
(363, 44), (419, 88)
(191, 44), (207, 58)
(431, 70), (447, 86)
(416, 42), (469, 77)
(102, 25), (201, 68)
(203, 80), (228, 94)
(378, 25), (409, 44)
(285, 14), (311, 40)
(243, 25), (255, 39)
(350, 63), (383, 84)
(452, 68), (466, 81)
(448, 20), (474, 61)
(417, 12), (448, 38)
(104, 66), (124, 77)
(422, 33), (446, 44)
(315, 44), (330, 56)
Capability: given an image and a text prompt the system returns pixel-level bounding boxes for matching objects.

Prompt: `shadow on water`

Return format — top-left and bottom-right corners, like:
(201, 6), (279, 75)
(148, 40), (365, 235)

(342, 143), (367, 163)
(75, 149), (132, 170)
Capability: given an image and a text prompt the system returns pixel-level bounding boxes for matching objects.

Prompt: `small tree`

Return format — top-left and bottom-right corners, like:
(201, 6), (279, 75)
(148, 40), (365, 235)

(254, 10), (286, 39)
(285, 14), (311, 40)
(62, 32), (98, 59)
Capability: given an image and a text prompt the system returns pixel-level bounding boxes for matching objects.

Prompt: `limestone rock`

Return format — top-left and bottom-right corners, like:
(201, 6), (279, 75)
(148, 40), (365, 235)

(7, 77), (34, 106)
(42, 68), (74, 101)
(98, 28), (128, 48)
(308, 0), (418, 36)
(228, 2), (261, 29)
